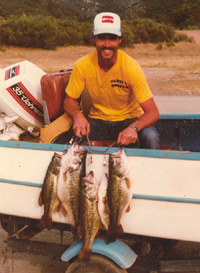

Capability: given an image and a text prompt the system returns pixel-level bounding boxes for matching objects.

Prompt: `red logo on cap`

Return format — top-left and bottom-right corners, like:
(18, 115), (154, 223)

(102, 16), (113, 23)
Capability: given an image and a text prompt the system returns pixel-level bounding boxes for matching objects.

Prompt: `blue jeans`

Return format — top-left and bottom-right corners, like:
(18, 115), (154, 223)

(87, 118), (160, 149)
(53, 117), (160, 149)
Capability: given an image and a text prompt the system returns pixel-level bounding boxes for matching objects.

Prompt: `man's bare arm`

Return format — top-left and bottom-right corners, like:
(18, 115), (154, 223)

(64, 94), (90, 138)
(117, 97), (160, 145)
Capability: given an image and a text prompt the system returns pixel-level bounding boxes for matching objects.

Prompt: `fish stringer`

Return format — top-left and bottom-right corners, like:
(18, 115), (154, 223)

(86, 135), (117, 168)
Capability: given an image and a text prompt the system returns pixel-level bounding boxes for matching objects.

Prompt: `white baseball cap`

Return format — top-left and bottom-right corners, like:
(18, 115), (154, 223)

(93, 12), (121, 37)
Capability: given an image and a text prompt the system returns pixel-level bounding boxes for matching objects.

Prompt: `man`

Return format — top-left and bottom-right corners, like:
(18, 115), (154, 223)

(64, 12), (160, 149)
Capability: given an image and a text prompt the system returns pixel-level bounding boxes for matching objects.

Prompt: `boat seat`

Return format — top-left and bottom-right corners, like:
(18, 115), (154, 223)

(40, 71), (72, 122)
(40, 71), (92, 123)
(40, 71), (92, 144)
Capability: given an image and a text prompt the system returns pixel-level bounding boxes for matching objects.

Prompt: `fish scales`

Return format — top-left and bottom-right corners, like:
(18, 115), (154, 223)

(63, 168), (82, 226)
(38, 152), (62, 230)
(108, 175), (130, 226)
(107, 148), (132, 243)
(79, 171), (100, 261)
(57, 142), (87, 239)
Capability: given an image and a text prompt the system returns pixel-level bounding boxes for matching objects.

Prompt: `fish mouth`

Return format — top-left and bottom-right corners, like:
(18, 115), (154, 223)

(54, 152), (63, 159)
(82, 180), (94, 185)
(110, 148), (124, 157)
(82, 171), (94, 183)
(62, 150), (68, 156)
(87, 170), (94, 178)
(73, 142), (87, 153)
(110, 154), (121, 158)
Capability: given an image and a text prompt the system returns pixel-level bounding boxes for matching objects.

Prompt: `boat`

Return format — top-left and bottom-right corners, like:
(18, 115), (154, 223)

(0, 61), (200, 272)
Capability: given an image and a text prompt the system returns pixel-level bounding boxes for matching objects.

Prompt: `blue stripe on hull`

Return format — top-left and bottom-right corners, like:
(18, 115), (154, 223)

(133, 194), (200, 204)
(1, 178), (200, 204)
(159, 113), (200, 119)
(0, 178), (43, 188)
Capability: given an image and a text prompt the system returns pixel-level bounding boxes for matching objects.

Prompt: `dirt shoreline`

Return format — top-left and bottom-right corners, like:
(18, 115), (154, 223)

(0, 30), (200, 96)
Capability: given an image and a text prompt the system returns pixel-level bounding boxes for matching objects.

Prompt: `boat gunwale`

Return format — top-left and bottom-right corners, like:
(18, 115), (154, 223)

(0, 140), (200, 161)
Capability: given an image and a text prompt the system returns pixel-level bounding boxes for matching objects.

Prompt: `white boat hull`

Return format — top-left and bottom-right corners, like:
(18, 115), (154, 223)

(0, 141), (200, 243)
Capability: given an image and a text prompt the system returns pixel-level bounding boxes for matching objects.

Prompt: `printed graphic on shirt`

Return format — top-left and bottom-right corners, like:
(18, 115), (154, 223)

(4, 65), (20, 80)
(6, 82), (44, 123)
(110, 79), (128, 89)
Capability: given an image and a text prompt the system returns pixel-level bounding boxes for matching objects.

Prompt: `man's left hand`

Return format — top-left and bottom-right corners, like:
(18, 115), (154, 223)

(117, 126), (138, 145)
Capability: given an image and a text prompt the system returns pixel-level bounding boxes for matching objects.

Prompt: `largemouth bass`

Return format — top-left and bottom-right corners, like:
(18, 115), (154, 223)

(79, 171), (100, 261)
(106, 148), (133, 243)
(38, 152), (62, 230)
(57, 142), (87, 240)
(98, 173), (110, 230)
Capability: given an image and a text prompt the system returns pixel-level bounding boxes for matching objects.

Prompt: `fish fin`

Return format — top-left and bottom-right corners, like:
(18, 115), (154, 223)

(60, 205), (68, 217)
(125, 178), (132, 189)
(53, 200), (61, 213)
(63, 172), (67, 183)
(54, 169), (60, 175)
(125, 204), (131, 213)
(56, 202), (62, 212)
(38, 192), (43, 206)
(95, 229), (101, 238)
(78, 247), (91, 262)
(100, 221), (106, 230)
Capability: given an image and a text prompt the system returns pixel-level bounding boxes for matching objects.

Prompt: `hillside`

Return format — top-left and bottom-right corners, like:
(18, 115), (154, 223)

(0, 0), (199, 28)
(0, 0), (83, 20)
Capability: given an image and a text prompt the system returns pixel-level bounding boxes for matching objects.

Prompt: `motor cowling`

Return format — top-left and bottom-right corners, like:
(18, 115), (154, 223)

(0, 61), (46, 136)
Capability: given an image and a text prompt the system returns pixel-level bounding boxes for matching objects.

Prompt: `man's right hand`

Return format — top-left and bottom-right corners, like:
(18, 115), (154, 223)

(73, 111), (90, 138)
(64, 94), (90, 139)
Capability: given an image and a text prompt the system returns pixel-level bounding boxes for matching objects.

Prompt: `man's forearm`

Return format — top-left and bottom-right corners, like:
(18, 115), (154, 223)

(130, 109), (159, 131)
(131, 97), (160, 131)
(64, 94), (90, 137)
(64, 95), (82, 121)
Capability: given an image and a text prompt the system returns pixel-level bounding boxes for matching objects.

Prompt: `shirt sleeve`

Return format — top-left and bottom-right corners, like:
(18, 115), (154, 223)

(129, 61), (153, 104)
(65, 62), (86, 99)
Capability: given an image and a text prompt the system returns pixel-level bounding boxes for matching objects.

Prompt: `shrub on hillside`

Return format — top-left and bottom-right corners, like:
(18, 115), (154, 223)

(0, 15), (93, 49)
(121, 21), (135, 47)
(1, 15), (58, 49)
(128, 19), (175, 44)
(174, 33), (194, 43)
(58, 20), (93, 46)
(0, 16), (190, 49)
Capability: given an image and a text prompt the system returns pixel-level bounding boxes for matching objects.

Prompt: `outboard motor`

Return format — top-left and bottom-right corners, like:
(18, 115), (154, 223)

(0, 61), (46, 139)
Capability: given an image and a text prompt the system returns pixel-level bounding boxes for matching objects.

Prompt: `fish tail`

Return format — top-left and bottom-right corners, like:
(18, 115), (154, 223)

(116, 224), (124, 236)
(46, 218), (53, 230)
(71, 225), (79, 241)
(78, 247), (91, 262)
(106, 224), (124, 244)
(38, 215), (52, 230)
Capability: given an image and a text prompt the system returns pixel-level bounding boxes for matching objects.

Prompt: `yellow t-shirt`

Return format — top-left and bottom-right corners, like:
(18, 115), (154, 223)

(65, 50), (152, 121)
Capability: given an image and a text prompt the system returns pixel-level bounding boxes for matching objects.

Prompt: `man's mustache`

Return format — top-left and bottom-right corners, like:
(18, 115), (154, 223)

(101, 47), (114, 51)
